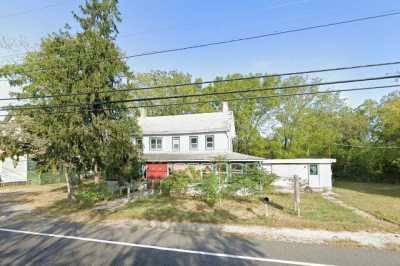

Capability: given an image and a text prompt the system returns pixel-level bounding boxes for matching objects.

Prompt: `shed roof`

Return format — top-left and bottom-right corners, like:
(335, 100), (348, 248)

(262, 158), (336, 164)
(138, 111), (235, 135)
(142, 152), (264, 162)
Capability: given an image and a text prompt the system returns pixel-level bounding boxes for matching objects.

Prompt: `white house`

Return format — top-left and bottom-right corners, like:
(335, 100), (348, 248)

(263, 159), (336, 191)
(136, 103), (265, 179)
(136, 102), (336, 191)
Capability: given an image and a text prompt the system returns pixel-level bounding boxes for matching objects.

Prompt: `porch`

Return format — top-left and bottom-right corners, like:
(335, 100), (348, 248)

(142, 152), (265, 180)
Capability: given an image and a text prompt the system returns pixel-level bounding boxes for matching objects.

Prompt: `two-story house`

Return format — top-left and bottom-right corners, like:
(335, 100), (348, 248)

(136, 102), (265, 179)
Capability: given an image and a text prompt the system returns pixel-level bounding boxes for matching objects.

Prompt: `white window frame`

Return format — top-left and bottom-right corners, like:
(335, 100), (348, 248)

(150, 137), (162, 151)
(205, 135), (214, 150)
(172, 136), (180, 152)
(189, 136), (198, 150)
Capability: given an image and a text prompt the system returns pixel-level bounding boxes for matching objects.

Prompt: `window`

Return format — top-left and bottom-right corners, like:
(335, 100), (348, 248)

(136, 138), (143, 150)
(172, 137), (180, 152)
(150, 137), (162, 151)
(205, 135), (214, 150)
(309, 164), (318, 175)
(231, 163), (243, 176)
(189, 136), (198, 150)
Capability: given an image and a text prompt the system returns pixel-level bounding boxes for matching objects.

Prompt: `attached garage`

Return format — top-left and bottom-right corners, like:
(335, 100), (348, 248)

(262, 159), (336, 191)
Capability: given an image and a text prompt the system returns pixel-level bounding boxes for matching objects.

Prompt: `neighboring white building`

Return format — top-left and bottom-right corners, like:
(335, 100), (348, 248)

(262, 159), (336, 191)
(0, 155), (28, 184)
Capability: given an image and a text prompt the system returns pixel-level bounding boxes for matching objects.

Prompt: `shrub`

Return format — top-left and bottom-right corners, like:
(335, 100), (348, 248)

(226, 167), (277, 196)
(200, 173), (218, 206)
(160, 171), (191, 196)
(75, 183), (114, 206)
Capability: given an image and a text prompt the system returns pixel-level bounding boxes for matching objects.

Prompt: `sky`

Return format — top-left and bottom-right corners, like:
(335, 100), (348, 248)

(0, 0), (400, 113)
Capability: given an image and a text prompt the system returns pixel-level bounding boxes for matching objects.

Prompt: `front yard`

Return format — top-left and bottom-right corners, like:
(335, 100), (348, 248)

(334, 181), (400, 225)
(2, 181), (399, 233)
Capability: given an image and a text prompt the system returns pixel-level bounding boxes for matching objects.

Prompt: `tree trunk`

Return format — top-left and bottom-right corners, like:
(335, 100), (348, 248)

(94, 163), (100, 184)
(64, 168), (76, 201)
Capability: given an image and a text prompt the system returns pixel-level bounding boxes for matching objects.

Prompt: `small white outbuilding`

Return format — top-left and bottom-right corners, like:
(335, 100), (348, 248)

(262, 158), (336, 191)
(0, 156), (28, 184)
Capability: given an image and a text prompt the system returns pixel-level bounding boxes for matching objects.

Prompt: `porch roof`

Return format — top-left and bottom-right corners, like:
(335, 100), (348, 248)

(142, 152), (264, 162)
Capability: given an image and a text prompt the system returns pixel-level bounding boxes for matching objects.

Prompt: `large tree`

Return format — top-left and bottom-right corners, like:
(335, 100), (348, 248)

(0, 0), (140, 199)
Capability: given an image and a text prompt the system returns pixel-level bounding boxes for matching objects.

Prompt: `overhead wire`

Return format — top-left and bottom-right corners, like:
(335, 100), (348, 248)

(0, 10), (399, 72)
(0, 60), (399, 100)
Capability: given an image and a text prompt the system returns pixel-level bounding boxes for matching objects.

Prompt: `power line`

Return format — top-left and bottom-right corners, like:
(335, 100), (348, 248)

(124, 11), (400, 59)
(1, 74), (399, 112)
(0, 60), (399, 100)
(0, 84), (398, 120)
(333, 143), (400, 149)
(0, 0), (68, 20)
(1, 10), (399, 71)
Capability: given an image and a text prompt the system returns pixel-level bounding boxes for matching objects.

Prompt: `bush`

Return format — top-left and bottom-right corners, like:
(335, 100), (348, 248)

(226, 167), (276, 196)
(75, 183), (114, 206)
(160, 171), (191, 196)
(200, 174), (219, 206)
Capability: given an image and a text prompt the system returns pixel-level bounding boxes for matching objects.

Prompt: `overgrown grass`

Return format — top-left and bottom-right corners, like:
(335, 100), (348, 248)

(10, 183), (397, 231)
(271, 192), (367, 224)
(334, 181), (400, 225)
(105, 192), (380, 231)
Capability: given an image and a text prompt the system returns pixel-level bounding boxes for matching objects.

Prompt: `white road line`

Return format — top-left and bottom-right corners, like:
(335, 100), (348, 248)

(0, 227), (337, 266)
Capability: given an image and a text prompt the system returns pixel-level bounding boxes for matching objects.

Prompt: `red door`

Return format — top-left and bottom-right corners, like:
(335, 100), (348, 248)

(146, 163), (168, 180)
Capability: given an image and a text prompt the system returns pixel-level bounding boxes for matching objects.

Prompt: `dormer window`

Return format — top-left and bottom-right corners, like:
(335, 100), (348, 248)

(150, 137), (162, 151)
(206, 135), (214, 150)
(189, 136), (198, 150)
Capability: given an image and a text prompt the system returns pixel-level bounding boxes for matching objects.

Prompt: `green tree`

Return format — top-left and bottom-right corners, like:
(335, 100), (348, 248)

(133, 70), (201, 116)
(0, 0), (140, 200)
(265, 76), (344, 158)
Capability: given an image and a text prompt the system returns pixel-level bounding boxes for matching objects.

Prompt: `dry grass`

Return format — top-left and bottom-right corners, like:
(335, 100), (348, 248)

(384, 243), (400, 252)
(2, 184), (398, 232)
(0, 184), (66, 208)
(103, 192), (389, 232)
(324, 239), (370, 249)
(334, 181), (400, 225)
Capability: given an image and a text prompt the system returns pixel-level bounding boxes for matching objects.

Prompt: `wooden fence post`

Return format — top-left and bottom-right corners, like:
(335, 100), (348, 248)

(293, 175), (300, 217)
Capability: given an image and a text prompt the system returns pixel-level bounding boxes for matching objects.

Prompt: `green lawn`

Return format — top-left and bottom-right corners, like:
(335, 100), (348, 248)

(14, 182), (397, 231)
(105, 192), (380, 231)
(334, 181), (400, 225)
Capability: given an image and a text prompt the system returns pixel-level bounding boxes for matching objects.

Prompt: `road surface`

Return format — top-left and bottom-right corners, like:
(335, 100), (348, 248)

(1, 216), (399, 266)
(0, 192), (399, 266)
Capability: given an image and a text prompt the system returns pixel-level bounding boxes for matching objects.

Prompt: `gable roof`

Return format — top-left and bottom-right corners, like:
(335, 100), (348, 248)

(138, 111), (236, 136)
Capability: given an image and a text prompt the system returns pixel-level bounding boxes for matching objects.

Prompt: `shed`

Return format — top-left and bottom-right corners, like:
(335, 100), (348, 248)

(262, 158), (336, 191)
(0, 155), (28, 184)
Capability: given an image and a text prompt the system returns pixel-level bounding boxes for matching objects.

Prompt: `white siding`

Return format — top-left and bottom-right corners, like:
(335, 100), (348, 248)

(0, 156), (28, 183)
(140, 132), (231, 153)
(262, 161), (333, 191)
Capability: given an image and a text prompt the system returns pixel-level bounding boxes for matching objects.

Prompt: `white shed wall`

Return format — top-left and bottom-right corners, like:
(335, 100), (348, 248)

(262, 161), (333, 191)
(0, 155), (28, 183)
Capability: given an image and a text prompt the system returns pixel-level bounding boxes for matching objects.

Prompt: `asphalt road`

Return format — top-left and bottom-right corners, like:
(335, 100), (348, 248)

(0, 215), (399, 266)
